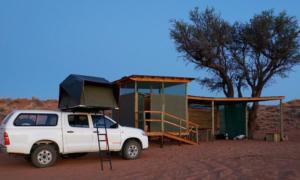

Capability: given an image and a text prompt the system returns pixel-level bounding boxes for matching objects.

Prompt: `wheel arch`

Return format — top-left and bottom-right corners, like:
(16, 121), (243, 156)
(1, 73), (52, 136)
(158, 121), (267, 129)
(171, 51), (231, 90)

(121, 137), (142, 150)
(30, 140), (60, 154)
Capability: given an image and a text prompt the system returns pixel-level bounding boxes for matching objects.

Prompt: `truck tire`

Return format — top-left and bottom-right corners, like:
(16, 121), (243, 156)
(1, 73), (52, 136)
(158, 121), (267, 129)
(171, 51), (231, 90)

(122, 140), (141, 160)
(24, 155), (31, 162)
(30, 144), (58, 168)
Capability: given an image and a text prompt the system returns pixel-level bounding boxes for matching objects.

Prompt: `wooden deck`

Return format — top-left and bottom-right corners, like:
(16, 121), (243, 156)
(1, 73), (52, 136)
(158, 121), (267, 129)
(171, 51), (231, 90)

(144, 111), (200, 146)
(146, 132), (198, 145)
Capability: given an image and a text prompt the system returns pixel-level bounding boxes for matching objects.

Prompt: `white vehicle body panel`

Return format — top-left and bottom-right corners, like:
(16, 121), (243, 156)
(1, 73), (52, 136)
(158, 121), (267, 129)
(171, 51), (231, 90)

(62, 112), (94, 153)
(0, 110), (148, 155)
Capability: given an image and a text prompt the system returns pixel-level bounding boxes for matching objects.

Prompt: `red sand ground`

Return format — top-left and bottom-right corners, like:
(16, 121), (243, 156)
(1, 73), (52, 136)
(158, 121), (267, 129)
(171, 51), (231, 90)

(1, 98), (299, 179)
(1, 130), (300, 180)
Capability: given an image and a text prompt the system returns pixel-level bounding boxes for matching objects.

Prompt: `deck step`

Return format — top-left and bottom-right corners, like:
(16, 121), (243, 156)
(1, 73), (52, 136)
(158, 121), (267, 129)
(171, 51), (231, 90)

(146, 132), (198, 145)
(163, 132), (198, 145)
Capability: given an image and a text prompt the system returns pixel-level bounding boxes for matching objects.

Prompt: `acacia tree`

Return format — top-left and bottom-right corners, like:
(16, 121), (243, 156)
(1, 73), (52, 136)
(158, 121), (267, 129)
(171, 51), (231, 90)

(170, 8), (300, 137)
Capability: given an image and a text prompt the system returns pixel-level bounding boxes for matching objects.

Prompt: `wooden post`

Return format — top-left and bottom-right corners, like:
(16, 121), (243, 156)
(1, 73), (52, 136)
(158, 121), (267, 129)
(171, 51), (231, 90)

(161, 83), (165, 133)
(196, 126), (199, 143)
(185, 83), (189, 129)
(134, 81), (138, 128)
(280, 99), (284, 141)
(211, 101), (215, 140)
(143, 111), (146, 132)
(161, 111), (165, 132)
(161, 82), (165, 148)
(160, 111), (164, 148)
(179, 119), (182, 137)
(245, 103), (248, 138)
(178, 119), (182, 146)
(183, 83), (188, 145)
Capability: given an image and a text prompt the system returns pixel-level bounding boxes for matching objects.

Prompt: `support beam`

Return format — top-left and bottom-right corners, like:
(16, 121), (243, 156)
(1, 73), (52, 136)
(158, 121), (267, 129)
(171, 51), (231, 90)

(134, 81), (138, 128)
(211, 101), (215, 140)
(161, 82), (165, 134)
(245, 104), (248, 138)
(280, 99), (284, 141)
(161, 82), (165, 148)
(160, 135), (164, 148)
(143, 111), (146, 132)
(185, 83), (189, 128)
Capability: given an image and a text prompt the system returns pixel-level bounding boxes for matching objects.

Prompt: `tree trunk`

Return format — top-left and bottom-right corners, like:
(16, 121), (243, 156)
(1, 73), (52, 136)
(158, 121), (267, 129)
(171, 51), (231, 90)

(226, 81), (235, 98)
(248, 102), (259, 138)
(248, 88), (263, 138)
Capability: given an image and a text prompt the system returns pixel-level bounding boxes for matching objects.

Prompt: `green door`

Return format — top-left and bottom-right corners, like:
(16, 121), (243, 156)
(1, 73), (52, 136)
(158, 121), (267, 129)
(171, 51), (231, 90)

(220, 103), (246, 139)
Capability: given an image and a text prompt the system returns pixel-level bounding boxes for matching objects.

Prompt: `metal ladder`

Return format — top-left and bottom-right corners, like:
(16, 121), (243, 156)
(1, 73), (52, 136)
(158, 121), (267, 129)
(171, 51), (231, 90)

(96, 114), (112, 171)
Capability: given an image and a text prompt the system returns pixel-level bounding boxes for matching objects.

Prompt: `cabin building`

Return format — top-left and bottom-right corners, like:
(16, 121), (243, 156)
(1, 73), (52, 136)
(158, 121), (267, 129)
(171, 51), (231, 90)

(113, 75), (285, 145)
(59, 74), (285, 145)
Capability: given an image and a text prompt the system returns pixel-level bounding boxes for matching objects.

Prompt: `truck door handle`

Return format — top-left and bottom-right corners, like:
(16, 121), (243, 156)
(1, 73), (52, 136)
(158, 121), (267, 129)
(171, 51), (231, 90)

(67, 131), (74, 133)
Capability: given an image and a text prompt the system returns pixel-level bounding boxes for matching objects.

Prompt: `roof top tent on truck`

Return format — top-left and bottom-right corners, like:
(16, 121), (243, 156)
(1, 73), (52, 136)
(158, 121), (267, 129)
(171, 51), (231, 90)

(58, 74), (119, 171)
(58, 74), (118, 111)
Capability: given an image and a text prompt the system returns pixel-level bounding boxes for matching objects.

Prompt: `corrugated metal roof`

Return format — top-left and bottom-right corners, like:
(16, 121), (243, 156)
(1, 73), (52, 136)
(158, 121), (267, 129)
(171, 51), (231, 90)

(188, 95), (284, 104)
(114, 74), (194, 85)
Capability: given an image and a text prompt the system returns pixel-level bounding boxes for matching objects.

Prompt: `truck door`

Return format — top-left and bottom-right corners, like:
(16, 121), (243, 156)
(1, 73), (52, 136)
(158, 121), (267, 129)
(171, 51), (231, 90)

(91, 115), (121, 151)
(62, 114), (93, 153)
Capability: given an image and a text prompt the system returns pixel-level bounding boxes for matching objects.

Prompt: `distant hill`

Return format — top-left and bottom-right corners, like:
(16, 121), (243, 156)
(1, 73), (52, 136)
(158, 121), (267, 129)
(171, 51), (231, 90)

(0, 97), (299, 140)
(0, 97), (58, 121)
(255, 99), (300, 140)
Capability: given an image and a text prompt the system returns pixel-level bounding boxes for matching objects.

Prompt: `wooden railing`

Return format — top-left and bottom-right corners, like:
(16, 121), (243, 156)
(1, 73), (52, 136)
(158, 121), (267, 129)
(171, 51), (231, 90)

(143, 110), (199, 144)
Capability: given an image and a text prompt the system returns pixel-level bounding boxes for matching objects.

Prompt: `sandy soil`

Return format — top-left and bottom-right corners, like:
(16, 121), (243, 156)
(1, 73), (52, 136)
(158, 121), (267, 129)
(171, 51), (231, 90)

(1, 132), (300, 180)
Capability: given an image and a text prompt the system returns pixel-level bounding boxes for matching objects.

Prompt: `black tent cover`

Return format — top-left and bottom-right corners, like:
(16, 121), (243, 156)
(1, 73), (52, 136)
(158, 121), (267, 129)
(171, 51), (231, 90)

(58, 74), (118, 111)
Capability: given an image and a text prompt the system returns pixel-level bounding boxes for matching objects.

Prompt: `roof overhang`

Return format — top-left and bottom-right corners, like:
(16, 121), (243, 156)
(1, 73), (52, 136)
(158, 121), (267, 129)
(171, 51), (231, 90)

(114, 75), (194, 85)
(188, 95), (285, 105)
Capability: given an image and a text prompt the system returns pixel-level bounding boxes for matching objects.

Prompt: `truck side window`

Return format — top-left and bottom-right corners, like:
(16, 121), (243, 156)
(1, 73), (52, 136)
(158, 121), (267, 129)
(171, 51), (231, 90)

(92, 115), (115, 128)
(14, 114), (58, 126)
(68, 115), (89, 128)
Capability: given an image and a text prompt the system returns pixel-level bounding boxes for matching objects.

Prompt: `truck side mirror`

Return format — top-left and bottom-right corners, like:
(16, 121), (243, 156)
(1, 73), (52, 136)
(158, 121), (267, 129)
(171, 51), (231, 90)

(110, 123), (118, 129)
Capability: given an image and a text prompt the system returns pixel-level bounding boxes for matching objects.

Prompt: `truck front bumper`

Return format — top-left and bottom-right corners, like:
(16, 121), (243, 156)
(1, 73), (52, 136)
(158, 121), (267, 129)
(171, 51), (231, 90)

(141, 135), (149, 150)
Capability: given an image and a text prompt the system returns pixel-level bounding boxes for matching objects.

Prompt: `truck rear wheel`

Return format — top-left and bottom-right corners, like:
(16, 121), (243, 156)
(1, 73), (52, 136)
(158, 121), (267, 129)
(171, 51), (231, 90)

(31, 144), (58, 168)
(122, 140), (141, 160)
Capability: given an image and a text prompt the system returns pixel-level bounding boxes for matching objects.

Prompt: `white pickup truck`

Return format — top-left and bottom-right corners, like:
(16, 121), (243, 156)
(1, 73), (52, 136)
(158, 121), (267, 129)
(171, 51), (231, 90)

(0, 110), (148, 168)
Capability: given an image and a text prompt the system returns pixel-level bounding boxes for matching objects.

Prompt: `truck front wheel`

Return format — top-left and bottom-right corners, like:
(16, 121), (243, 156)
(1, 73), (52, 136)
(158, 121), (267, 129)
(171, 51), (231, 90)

(122, 140), (141, 160)
(31, 144), (58, 168)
